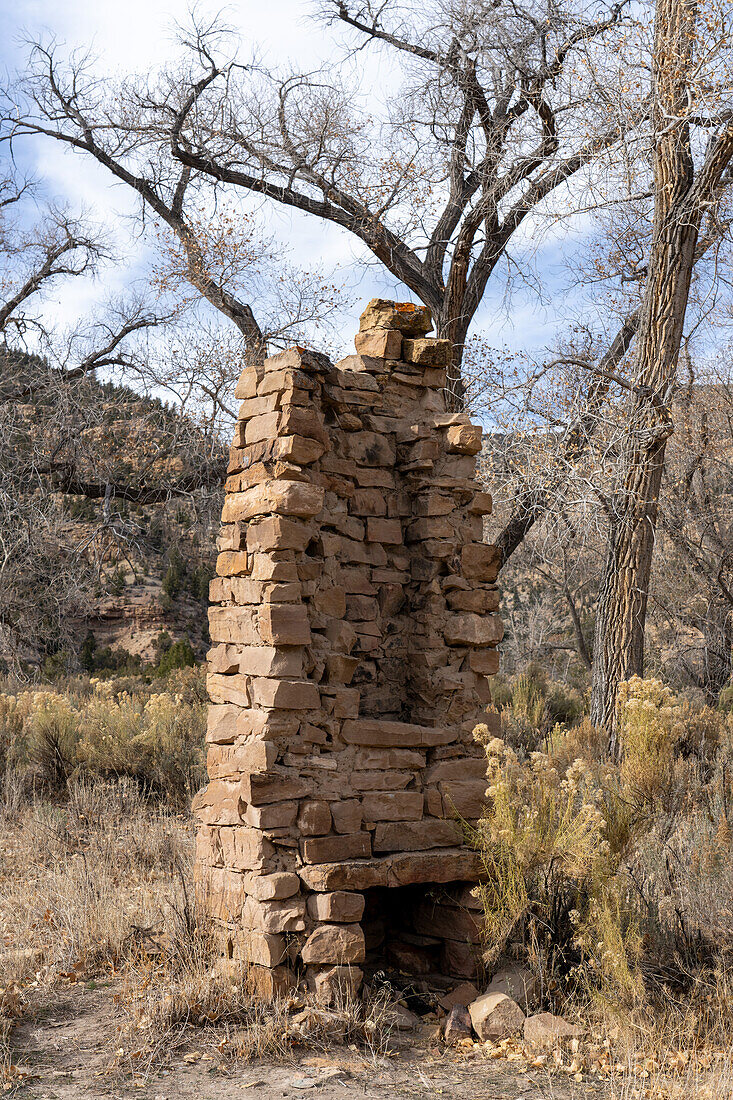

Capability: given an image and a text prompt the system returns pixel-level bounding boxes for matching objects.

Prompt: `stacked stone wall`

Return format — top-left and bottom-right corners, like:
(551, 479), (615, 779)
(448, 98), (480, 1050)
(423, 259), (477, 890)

(194, 299), (502, 1002)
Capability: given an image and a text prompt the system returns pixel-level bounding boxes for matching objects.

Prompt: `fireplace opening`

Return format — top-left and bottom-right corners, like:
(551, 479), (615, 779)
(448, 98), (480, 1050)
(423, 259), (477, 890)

(360, 882), (487, 989)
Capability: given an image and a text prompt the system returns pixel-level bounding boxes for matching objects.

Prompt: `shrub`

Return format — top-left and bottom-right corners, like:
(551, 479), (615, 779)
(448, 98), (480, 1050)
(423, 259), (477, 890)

(24, 691), (81, 788)
(162, 549), (186, 599)
(0, 673), (206, 806)
(76, 686), (205, 804)
(473, 676), (733, 1032)
(155, 637), (195, 677)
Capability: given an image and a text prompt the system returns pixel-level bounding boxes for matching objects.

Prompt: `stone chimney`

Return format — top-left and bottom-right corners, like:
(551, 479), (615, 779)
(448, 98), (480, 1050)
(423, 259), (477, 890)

(194, 300), (502, 1003)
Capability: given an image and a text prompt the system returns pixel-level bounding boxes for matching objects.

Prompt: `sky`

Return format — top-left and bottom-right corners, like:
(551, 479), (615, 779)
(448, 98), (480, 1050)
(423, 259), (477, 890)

(0, 0), (588, 365)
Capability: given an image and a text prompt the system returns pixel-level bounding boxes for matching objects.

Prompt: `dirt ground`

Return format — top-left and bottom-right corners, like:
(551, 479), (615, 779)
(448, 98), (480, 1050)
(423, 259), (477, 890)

(8, 986), (607, 1100)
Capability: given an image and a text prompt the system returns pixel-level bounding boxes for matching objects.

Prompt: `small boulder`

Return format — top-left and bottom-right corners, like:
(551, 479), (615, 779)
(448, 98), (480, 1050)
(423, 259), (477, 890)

(390, 1004), (421, 1031)
(486, 964), (539, 1011)
(439, 981), (480, 1012)
(443, 1004), (473, 1044)
(468, 992), (525, 1041)
(524, 1012), (583, 1047)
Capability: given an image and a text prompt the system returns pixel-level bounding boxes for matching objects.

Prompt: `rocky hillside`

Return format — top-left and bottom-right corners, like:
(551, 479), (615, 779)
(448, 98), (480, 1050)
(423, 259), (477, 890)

(0, 349), (224, 674)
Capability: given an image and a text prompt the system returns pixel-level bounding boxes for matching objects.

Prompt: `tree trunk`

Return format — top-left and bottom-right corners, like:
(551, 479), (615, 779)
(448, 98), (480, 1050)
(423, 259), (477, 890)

(590, 0), (698, 749)
(436, 305), (470, 411)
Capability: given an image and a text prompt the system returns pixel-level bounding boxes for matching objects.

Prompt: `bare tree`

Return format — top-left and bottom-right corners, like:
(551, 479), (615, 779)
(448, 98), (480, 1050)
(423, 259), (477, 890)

(1, 0), (635, 400)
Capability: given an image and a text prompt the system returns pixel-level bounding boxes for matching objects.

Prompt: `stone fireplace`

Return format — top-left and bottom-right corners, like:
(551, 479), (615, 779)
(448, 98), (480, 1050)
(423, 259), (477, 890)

(194, 299), (502, 1002)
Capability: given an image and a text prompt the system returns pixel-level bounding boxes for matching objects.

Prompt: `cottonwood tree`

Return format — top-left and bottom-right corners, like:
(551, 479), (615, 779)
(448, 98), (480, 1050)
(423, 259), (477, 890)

(2, 0), (635, 400)
(588, 0), (733, 743)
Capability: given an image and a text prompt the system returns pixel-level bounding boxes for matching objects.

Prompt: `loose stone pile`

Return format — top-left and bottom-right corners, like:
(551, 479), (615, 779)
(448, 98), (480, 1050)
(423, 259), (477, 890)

(194, 299), (502, 1001)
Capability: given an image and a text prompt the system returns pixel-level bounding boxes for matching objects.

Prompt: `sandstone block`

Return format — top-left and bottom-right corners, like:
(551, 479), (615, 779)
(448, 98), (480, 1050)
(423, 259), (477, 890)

(301, 833), (371, 864)
(523, 1012), (582, 1047)
(350, 770), (412, 791)
(208, 607), (259, 646)
(221, 481), (324, 523)
(191, 780), (241, 826)
(444, 612), (503, 647)
(439, 982), (480, 1012)
(365, 517), (402, 544)
(233, 646), (303, 678)
(215, 551), (250, 577)
(354, 329), (403, 359)
(425, 758), (487, 783)
(441, 779), (486, 820)
(279, 405), (329, 445)
(468, 491), (493, 515)
(206, 674), (250, 709)
(469, 649), (501, 675)
(299, 859), (388, 892)
(250, 678), (320, 710)
(445, 423), (482, 455)
(233, 930), (287, 967)
(313, 586), (347, 618)
(353, 748), (425, 769)
(301, 924), (365, 965)
(218, 825), (276, 871)
(372, 819), (462, 852)
(360, 791), (424, 821)
(330, 800), (363, 834)
(468, 993), (525, 1041)
(297, 800), (332, 836)
(402, 338), (450, 366)
(241, 770), (309, 805)
(341, 719), (455, 748)
(461, 543), (501, 582)
(258, 604), (311, 645)
(326, 655), (360, 684)
(342, 432), (396, 467)
(242, 800), (298, 829)
(313, 965), (363, 1006)
(388, 848), (483, 887)
(306, 891), (365, 923)
(241, 872), (300, 901)
(359, 299), (432, 335)
(447, 588), (500, 613)
(264, 347), (331, 374)
(244, 411), (280, 445)
(234, 367), (258, 399)
(248, 964), (297, 1003)
(443, 1004), (473, 1044)
(350, 488), (387, 515)
(207, 644), (241, 675)
(272, 435), (326, 465)
(246, 515), (314, 552)
(242, 895), (306, 934)
(196, 865), (247, 921)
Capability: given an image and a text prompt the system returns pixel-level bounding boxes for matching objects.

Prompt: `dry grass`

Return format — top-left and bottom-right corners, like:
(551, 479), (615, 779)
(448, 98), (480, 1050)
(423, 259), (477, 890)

(0, 775), (193, 997)
(0, 770), (397, 1088)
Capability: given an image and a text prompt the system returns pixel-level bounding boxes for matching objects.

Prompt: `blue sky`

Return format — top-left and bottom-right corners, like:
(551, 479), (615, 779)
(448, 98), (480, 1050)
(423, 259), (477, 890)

(0, 0), (591, 365)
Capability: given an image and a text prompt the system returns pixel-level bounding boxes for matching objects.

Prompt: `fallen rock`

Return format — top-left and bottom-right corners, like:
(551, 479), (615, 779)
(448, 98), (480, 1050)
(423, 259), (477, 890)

(439, 981), (480, 1012)
(390, 1004), (421, 1031)
(486, 964), (539, 1011)
(290, 1007), (351, 1038)
(468, 992), (525, 1041)
(524, 1012), (583, 1047)
(443, 1004), (473, 1044)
